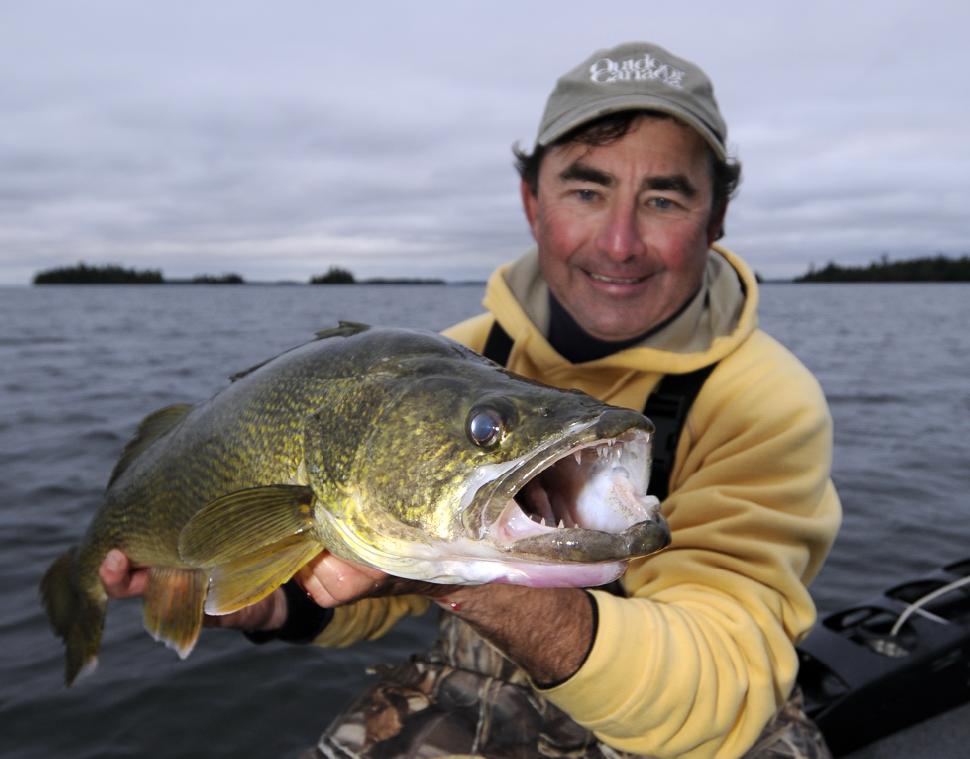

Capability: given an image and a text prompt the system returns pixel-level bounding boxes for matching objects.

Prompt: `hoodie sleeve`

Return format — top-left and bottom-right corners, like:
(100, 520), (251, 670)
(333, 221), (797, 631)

(537, 331), (841, 758)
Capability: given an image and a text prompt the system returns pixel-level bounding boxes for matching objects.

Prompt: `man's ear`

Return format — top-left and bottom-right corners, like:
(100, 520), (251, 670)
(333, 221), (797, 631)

(520, 179), (539, 240)
(707, 200), (728, 244)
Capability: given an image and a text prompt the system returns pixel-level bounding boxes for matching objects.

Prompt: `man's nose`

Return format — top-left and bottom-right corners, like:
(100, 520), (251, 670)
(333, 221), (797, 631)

(596, 198), (646, 262)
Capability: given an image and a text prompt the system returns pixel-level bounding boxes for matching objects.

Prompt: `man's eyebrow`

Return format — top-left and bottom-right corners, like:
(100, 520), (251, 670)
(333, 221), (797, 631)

(558, 162), (614, 187)
(641, 175), (697, 198)
(557, 162), (698, 198)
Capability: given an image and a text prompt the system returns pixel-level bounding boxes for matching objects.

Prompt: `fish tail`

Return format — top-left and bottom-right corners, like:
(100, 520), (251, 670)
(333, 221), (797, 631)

(39, 547), (106, 686)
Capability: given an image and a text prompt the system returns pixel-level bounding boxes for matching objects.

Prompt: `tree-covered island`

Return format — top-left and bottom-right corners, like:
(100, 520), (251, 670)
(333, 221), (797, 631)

(309, 266), (444, 285)
(33, 263), (164, 284)
(795, 255), (970, 283)
(33, 262), (445, 286)
(32, 263), (248, 284)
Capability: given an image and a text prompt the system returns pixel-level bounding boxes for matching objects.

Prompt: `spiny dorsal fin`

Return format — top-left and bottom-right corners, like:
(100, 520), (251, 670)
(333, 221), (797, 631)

(314, 321), (370, 340)
(229, 323), (370, 383)
(229, 357), (274, 382)
(108, 404), (193, 486)
(178, 485), (316, 566)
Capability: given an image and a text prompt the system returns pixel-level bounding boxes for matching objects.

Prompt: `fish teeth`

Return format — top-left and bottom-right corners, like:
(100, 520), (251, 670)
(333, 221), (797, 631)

(558, 519), (565, 529)
(574, 451), (582, 465)
(540, 517), (547, 526)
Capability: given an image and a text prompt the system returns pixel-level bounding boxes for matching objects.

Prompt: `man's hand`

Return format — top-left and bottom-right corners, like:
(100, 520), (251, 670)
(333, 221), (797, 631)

(99, 549), (149, 598)
(423, 584), (595, 686)
(292, 551), (450, 607)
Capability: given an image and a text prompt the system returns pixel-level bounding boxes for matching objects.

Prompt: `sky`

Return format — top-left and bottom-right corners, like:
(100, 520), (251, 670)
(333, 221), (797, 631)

(2, 1), (968, 284)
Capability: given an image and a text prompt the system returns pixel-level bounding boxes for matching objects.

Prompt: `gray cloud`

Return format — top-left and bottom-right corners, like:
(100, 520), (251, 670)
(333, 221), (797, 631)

(1, 0), (968, 283)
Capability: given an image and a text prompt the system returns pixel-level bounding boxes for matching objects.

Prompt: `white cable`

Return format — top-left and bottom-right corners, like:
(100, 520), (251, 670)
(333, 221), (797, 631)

(889, 574), (970, 638)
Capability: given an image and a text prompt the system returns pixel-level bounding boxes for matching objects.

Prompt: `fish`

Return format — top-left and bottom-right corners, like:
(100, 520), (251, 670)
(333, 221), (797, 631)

(40, 322), (668, 685)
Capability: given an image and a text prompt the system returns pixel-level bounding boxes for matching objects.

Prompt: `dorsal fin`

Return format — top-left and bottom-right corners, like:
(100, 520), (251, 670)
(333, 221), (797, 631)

(108, 403), (193, 486)
(314, 321), (370, 340)
(229, 357), (274, 382)
(229, 323), (371, 383)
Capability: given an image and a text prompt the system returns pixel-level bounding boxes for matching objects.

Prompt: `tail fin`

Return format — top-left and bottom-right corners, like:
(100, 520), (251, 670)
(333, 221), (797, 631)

(39, 547), (106, 686)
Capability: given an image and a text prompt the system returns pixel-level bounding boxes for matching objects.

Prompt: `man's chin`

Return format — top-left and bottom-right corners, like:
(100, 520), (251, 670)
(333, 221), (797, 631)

(575, 314), (658, 343)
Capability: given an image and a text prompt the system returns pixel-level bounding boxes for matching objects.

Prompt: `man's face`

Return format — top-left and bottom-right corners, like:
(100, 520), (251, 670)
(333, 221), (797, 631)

(522, 116), (722, 343)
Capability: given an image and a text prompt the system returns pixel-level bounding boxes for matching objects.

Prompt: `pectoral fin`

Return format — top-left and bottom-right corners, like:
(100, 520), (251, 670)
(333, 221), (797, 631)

(178, 485), (316, 566)
(204, 533), (323, 615)
(143, 567), (207, 659)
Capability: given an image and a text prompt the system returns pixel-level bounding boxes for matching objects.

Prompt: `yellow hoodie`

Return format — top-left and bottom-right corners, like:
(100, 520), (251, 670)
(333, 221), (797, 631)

(315, 245), (841, 758)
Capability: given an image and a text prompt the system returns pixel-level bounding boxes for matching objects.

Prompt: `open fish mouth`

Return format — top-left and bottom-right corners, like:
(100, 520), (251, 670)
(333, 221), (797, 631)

(322, 409), (669, 587)
(479, 422), (669, 565)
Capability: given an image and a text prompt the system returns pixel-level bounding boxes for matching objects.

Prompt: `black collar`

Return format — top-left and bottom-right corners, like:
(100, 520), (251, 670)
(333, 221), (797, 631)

(547, 289), (700, 363)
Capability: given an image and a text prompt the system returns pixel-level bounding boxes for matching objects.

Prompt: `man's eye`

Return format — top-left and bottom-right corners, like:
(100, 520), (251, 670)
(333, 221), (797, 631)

(648, 196), (677, 210)
(575, 189), (599, 202)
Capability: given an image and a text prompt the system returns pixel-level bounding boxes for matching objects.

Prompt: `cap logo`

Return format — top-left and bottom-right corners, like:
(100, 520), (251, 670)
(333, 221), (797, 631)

(589, 54), (685, 90)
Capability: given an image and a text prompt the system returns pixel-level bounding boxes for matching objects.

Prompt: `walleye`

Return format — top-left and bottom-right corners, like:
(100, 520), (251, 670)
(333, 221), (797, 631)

(40, 323), (668, 685)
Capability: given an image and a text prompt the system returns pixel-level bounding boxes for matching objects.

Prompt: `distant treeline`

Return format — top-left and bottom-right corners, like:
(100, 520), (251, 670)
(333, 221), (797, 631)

(184, 273), (245, 284)
(310, 266), (355, 284)
(33, 263), (246, 285)
(795, 255), (970, 283)
(34, 262), (448, 285)
(309, 266), (444, 285)
(34, 263), (164, 284)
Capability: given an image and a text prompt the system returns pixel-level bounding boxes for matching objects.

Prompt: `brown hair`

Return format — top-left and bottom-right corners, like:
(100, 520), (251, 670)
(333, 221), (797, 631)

(514, 110), (741, 239)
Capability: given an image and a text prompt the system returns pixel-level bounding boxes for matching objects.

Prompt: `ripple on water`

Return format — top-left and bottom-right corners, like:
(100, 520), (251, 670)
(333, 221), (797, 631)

(826, 392), (905, 405)
(0, 335), (71, 346)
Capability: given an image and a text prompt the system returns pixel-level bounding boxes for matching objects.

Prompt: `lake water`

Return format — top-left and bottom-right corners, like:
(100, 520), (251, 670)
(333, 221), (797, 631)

(1, 283), (968, 757)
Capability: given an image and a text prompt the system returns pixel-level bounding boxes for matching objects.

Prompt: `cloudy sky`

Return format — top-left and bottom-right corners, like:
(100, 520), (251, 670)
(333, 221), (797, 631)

(2, 1), (967, 283)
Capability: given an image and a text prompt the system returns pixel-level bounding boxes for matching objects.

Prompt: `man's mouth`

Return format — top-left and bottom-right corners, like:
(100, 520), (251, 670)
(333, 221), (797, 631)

(586, 272), (648, 285)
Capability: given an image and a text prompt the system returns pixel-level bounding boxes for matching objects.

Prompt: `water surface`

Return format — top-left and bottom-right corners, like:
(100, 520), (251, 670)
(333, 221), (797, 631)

(2, 283), (968, 757)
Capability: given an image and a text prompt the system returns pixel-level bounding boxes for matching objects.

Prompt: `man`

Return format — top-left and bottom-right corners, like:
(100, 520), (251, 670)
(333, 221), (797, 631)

(102, 42), (841, 758)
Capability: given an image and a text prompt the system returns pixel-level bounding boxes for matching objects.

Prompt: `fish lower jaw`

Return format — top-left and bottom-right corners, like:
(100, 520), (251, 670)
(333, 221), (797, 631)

(423, 558), (630, 588)
(484, 493), (668, 561)
(321, 515), (640, 588)
(326, 530), (630, 587)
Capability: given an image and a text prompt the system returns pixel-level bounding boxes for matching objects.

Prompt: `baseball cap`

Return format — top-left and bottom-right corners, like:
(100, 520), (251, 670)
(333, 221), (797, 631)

(536, 41), (727, 159)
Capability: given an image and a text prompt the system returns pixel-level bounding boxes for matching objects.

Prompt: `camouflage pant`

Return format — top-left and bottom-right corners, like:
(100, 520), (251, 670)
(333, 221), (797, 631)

(303, 615), (830, 759)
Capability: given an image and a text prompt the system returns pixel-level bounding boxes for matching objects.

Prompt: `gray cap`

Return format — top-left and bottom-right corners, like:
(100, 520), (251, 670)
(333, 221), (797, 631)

(537, 41), (727, 159)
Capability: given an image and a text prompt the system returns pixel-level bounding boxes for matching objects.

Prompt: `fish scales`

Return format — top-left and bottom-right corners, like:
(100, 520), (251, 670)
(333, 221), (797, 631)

(40, 323), (669, 685)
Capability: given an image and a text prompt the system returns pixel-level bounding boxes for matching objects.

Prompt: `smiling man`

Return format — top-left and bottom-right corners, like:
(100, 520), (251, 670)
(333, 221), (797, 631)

(101, 42), (841, 758)
(524, 116), (720, 343)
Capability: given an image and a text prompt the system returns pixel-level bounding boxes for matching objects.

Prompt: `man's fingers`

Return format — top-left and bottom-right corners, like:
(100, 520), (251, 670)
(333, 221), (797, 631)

(99, 546), (397, 612)
(99, 549), (131, 592)
(99, 549), (149, 598)
(296, 553), (388, 607)
(296, 570), (340, 608)
(202, 589), (284, 631)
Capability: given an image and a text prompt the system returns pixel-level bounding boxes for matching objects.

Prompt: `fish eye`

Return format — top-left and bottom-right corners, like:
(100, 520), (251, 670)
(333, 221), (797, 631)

(466, 406), (504, 448)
